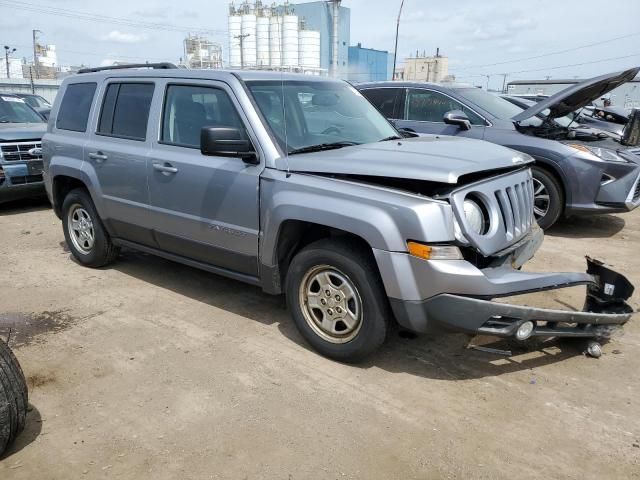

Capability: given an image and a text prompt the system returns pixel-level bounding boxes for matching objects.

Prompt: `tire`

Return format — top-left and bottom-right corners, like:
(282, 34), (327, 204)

(0, 341), (28, 457)
(61, 188), (119, 268)
(531, 166), (564, 230)
(285, 238), (389, 363)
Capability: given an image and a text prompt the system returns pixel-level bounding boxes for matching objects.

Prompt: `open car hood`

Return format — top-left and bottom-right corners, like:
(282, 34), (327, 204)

(512, 67), (640, 123)
(276, 135), (533, 184)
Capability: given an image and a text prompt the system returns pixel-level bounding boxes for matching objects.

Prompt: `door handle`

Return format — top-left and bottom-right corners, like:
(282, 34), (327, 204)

(153, 163), (178, 174)
(88, 152), (108, 162)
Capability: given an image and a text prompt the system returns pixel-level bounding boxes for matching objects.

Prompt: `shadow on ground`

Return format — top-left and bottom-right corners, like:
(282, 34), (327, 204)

(0, 197), (50, 217)
(547, 214), (625, 239)
(111, 249), (587, 381)
(0, 404), (42, 461)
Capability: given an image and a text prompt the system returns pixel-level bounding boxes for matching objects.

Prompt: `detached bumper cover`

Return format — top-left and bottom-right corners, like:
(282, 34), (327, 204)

(390, 258), (635, 338)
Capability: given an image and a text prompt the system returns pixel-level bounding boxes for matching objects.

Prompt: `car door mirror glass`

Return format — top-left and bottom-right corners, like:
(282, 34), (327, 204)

(443, 110), (472, 130)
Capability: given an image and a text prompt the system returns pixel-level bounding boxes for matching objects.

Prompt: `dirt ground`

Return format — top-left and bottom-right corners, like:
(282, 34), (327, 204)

(0, 198), (639, 480)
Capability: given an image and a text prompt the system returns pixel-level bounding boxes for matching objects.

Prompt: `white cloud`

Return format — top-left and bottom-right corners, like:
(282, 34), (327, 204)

(100, 30), (148, 44)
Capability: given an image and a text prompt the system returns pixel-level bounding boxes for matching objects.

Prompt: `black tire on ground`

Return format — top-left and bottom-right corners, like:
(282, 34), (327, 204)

(285, 238), (390, 363)
(0, 341), (28, 457)
(532, 166), (564, 230)
(61, 188), (119, 268)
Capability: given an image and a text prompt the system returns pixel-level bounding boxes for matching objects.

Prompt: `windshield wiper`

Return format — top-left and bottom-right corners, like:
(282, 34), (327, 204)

(288, 141), (360, 155)
(379, 135), (403, 142)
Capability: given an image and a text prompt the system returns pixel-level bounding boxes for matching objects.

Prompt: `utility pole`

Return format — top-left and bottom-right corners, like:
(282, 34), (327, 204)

(4, 46), (16, 79)
(501, 73), (508, 94)
(32, 29), (42, 79)
(330, 0), (341, 78)
(234, 33), (250, 69)
(485, 74), (491, 91)
(392, 0), (405, 81)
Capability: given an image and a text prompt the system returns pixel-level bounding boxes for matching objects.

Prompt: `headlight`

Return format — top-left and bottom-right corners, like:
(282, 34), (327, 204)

(407, 241), (463, 261)
(568, 144), (629, 163)
(463, 199), (485, 235)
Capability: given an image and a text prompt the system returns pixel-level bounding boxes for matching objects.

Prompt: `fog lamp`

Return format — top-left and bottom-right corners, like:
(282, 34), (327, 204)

(515, 321), (535, 341)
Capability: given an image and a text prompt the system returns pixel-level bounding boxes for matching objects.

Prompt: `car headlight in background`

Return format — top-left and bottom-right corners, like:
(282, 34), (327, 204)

(568, 144), (629, 163)
(463, 199), (485, 235)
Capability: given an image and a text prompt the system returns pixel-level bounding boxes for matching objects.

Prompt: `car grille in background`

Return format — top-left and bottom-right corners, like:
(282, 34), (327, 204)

(0, 142), (42, 161)
(9, 174), (43, 185)
(634, 177), (640, 203)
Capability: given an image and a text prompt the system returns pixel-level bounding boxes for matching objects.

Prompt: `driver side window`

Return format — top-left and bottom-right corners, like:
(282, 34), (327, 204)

(406, 89), (484, 125)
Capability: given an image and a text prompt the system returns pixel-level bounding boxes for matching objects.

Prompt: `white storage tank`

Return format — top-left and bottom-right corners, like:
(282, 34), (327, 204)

(256, 12), (270, 67)
(299, 29), (320, 69)
(282, 14), (299, 67)
(241, 10), (257, 67)
(269, 14), (283, 67)
(228, 14), (242, 68)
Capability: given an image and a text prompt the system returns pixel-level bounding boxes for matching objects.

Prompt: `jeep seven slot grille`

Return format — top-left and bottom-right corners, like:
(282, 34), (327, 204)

(494, 178), (534, 242)
(0, 142), (42, 162)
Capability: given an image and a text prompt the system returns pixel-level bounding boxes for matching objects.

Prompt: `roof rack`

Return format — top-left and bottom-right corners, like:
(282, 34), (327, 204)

(77, 62), (178, 74)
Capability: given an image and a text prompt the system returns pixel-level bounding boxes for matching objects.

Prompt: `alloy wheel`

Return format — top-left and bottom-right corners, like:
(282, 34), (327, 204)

(67, 204), (95, 255)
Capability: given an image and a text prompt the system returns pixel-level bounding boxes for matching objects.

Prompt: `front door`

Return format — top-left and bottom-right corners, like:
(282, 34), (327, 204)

(86, 80), (156, 246)
(396, 88), (486, 139)
(146, 81), (262, 277)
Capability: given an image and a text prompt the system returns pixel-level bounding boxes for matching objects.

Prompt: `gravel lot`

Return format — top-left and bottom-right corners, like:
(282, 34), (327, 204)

(1, 198), (639, 479)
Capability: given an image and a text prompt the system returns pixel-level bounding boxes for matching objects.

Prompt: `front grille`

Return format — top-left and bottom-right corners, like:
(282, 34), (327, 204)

(450, 168), (534, 257)
(633, 176), (640, 203)
(0, 142), (42, 162)
(9, 174), (43, 185)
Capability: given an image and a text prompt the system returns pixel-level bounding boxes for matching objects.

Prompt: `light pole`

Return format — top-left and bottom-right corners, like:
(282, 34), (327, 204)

(392, 0), (405, 80)
(4, 46), (16, 79)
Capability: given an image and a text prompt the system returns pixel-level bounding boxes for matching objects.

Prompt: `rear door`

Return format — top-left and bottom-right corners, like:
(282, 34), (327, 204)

(85, 80), (156, 246)
(396, 88), (486, 139)
(146, 80), (262, 277)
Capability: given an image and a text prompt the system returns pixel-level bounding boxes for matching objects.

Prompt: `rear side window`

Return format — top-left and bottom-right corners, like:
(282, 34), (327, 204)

(97, 83), (155, 141)
(56, 83), (97, 132)
(361, 88), (404, 119)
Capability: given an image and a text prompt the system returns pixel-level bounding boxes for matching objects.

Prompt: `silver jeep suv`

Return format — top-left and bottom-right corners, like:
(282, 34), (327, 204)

(42, 64), (634, 361)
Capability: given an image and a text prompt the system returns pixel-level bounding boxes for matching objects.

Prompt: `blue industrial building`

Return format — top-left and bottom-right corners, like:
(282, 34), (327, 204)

(347, 43), (392, 83)
(287, 1), (351, 77)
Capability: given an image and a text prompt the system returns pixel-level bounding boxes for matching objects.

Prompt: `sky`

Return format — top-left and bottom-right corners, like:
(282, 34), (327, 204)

(1, 0), (639, 90)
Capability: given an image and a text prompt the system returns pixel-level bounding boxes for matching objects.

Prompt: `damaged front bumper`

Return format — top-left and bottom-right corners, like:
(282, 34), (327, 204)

(388, 257), (635, 339)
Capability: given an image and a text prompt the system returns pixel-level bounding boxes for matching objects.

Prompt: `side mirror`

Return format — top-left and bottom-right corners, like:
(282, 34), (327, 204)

(200, 126), (258, 164)
(443, 110), (472, 130)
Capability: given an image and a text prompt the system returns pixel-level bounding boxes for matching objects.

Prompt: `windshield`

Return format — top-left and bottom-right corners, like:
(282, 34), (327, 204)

(21, 95), (51, 108)
(246, 80), (398, 153)
(455, 88), (524, 119)
(0, 96), (44, 123)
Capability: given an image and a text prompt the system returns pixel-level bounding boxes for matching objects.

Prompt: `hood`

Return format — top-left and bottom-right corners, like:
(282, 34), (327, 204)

(512, 67), (640, 123)
(277, 135), (533, 184)
(0, 123), (47, 142)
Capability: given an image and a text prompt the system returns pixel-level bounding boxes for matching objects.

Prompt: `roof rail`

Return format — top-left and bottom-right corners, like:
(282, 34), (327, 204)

(77, 62), (178, 74)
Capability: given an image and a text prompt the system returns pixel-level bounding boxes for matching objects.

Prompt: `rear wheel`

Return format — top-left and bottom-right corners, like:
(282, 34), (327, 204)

(62, 189), (119, 267)
(285, 239), (389, 362)
(531, 166), (564, 229)
(0, 340), (28, 456)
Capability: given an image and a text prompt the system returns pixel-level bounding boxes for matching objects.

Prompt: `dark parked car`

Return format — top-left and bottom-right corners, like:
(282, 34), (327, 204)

(0, 94), (47, 203)
(358, 68), (640, 229)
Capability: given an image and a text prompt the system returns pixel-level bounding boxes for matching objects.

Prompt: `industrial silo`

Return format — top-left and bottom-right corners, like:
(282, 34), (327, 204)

(228, 4), (242, 68)
(256, 5), (270, 67)
(298, 25), (320, 69)
(269, 8), (283, 67)
(282, 8), (299, 67)
(240, 3), (257, 67)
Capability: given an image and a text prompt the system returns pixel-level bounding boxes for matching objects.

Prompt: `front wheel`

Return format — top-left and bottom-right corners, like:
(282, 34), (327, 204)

(285, 239), (389, 363)
(531, 166), (564, 229)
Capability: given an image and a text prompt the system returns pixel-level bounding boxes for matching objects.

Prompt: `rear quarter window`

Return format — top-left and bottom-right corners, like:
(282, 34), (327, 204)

(56, 83), (97, 132)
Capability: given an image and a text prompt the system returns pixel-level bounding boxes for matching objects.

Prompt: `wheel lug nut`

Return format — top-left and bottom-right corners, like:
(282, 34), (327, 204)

(320, 298), (327, 305)
(327, 309), (333, 316)
(325, 290), (331, 297)
(335, 295), (341, 301)
(336, 307), (342, 313)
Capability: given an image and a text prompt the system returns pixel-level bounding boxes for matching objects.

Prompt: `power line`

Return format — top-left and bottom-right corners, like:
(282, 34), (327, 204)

(0, 0), (226, 35)
(453, 31), (640, 72)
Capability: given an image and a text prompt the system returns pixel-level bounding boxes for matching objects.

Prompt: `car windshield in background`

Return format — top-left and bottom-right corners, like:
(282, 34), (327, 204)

(455, 88), (525, 120)
(20, 94), (51, 109)
(0, 96), (44, 123)
(246, 80), (398, 154)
